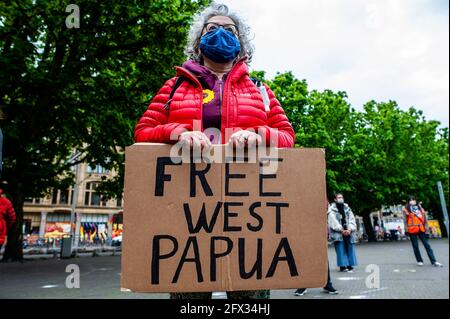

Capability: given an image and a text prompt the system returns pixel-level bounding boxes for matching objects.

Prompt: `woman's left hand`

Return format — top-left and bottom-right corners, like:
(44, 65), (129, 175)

(228, 130), (262, 149)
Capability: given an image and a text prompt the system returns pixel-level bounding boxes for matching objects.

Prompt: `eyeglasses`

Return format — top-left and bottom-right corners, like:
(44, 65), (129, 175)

(203, 22), (239, 36)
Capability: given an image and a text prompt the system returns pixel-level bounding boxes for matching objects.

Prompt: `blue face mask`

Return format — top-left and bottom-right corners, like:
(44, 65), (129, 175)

(199, 28), (241, 63)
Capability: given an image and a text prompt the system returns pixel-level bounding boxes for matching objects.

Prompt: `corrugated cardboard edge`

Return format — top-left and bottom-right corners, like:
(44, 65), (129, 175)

(119, 144), (138, 292)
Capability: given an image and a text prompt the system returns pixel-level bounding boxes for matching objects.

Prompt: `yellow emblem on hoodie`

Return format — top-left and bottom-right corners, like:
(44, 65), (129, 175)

(202, 89), (215, 104)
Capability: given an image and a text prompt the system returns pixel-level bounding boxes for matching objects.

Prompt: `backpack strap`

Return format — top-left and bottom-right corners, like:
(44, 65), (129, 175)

(250, 77), (271, 112)
(163, 77), (185, 111)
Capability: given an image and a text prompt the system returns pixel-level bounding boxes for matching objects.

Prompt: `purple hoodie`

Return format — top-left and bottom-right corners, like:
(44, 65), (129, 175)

(182, 60), (228, 141)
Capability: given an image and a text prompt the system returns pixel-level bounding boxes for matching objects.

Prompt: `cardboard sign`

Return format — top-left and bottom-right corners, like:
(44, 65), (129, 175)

(121, 144), (328, 293)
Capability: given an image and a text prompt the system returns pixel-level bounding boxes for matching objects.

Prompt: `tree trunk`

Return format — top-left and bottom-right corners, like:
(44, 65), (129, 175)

(362, 211), (376, 242)
(2, 194), (24, 262)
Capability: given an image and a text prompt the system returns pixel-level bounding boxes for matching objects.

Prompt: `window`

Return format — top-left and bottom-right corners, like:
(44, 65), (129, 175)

(116, 197), (122, 207)
(80, 214), (109, 223)
(87, 164), (109, 175)
(24, 214), (41, 227)
(91, 192), (101, 206)
(51, 188), (72, 205)
(47, 213), (70, 222)
(31, 214), (41, 226)
(85, 182), (95, 205)
(84, 182), (106, 207)
(52, 189), (58, 204)
(59, 189), (70, 205)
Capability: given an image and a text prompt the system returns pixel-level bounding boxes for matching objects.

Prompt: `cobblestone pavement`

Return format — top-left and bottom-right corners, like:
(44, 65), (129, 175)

(0, 239), (448, 299)
(273, 239), (449, 299)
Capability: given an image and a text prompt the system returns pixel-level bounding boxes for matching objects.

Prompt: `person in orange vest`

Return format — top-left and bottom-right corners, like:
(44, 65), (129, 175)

(403, 196), (443, 267)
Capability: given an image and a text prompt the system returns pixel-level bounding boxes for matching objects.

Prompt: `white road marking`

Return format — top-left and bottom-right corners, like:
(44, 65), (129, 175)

(212, 292), (227, 299)
(41, 284), (59, 288)
(359, 287), (389, 295)
(337, 277), (363, 281)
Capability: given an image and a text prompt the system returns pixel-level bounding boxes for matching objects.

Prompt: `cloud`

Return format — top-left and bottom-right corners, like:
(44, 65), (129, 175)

(220, 0), (449, 127)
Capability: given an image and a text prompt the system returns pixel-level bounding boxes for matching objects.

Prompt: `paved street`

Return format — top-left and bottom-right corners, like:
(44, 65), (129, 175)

(274, 239), (449, 299)
(0, 239), (448, 299)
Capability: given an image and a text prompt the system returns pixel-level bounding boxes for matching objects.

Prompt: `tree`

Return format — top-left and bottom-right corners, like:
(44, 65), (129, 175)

(251, 71), (309, 146)
(260, 71), (360, 203)
(0, 0), (210, 261)
(337, 101), (449, 240)
(255, 71), (449, 240)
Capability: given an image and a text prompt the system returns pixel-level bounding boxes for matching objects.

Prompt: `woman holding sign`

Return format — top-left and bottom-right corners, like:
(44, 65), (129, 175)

(134, 3), (294, 150)
(134, 3), (295, 299)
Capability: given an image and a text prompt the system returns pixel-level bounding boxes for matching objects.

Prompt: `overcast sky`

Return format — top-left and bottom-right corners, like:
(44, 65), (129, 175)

(220, 0), (449, 127)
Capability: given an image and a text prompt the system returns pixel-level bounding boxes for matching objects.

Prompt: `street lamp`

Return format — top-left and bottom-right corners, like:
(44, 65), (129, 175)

(67, 152), (82, 254)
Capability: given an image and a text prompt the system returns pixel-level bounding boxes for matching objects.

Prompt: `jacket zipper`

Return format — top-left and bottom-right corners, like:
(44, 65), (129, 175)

(219, 79), (223, 104)
(200, 86), (204, 132)
(219, 78), (224, 143)
(179, 64), (241, 143)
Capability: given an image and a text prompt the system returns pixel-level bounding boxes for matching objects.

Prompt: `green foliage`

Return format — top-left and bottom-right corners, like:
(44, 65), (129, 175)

(0, 0), (210, 259)
(343, 101), (449, 217)
(253, 71), (448, 223)
(0, 0), (209, 199)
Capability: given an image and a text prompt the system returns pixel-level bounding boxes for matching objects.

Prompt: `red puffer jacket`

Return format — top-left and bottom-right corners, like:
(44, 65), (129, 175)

(0, 197), (16, 245)
(134, 57), (295, 147)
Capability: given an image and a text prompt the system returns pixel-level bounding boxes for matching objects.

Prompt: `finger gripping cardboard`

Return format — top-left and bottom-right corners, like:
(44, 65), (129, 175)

(121, 144), (328, 293)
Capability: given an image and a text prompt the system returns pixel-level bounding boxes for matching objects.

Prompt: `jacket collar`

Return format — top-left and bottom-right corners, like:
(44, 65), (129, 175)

(330, 202), (349, 212)
(175, 56), (249, 87)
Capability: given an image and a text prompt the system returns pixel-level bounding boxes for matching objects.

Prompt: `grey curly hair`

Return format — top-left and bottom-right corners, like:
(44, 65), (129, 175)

(184, 3), (254, 64)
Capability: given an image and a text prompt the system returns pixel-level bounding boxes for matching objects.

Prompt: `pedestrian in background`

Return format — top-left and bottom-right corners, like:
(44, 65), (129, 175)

(328, 193), (358, 272)
(0, 182), (16, 251)
(403, 196), (443, 267)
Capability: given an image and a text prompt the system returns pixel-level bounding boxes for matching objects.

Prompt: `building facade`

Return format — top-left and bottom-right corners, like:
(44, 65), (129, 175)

(23, 162), (123, 246)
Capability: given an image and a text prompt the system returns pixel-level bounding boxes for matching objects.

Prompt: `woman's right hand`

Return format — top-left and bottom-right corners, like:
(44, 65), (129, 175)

(178, 131), (212, 151)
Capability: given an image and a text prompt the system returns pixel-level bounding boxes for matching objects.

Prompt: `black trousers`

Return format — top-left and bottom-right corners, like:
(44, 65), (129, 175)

(324, 262), (332, 289)
(297, 262), (333, 290)
(409, 232), (436, 264)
